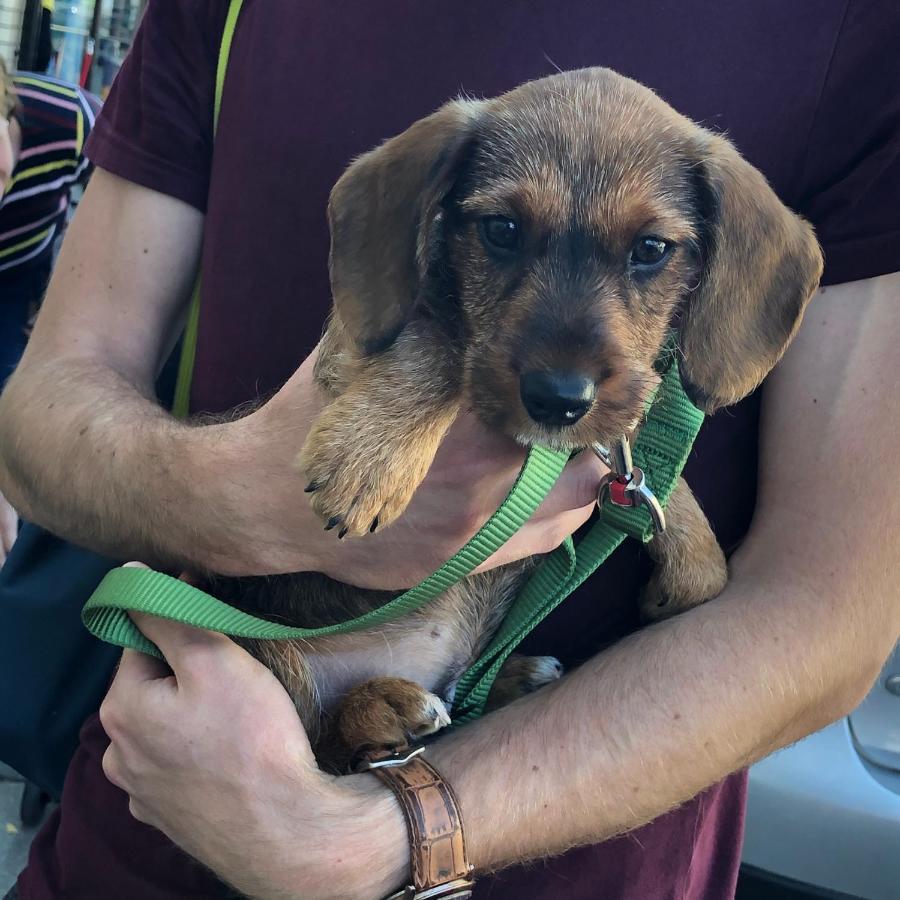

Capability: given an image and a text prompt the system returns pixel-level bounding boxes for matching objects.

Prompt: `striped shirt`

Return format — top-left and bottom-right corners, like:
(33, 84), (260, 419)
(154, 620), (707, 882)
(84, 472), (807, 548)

(0, 73), (100, 275)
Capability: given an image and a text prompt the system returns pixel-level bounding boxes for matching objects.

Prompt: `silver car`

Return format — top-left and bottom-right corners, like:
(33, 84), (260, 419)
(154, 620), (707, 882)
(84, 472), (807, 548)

(741, 643), (900, 900)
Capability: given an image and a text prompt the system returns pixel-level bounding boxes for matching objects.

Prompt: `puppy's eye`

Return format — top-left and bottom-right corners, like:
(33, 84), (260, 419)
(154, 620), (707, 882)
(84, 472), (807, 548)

(479, 216), (520, 254)
(630, 237), (673, 269)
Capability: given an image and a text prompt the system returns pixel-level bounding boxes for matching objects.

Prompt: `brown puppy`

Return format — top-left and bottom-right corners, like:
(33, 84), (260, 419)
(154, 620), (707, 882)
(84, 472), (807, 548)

(210, 68), (822, 771)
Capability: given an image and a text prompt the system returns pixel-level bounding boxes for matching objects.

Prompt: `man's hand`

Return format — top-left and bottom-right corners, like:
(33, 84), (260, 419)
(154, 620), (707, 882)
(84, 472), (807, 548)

(101, 590), (408, 900)
(201, 355), (603, 586)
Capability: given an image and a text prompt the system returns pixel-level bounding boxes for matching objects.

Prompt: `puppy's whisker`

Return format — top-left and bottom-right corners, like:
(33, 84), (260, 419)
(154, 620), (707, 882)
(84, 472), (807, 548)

(543, 53), (564, 75)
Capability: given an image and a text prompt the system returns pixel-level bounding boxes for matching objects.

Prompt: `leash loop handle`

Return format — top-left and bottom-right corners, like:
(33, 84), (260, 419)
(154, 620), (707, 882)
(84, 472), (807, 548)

(82, 446), (570, 660)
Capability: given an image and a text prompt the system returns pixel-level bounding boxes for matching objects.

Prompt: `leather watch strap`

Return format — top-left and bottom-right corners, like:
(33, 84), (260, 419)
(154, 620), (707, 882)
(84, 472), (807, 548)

(360, 746), (474, 899)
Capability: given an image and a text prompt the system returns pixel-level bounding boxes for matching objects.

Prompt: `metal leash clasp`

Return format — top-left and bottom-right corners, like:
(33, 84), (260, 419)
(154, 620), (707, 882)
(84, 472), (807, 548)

(592, 436), (667, 535)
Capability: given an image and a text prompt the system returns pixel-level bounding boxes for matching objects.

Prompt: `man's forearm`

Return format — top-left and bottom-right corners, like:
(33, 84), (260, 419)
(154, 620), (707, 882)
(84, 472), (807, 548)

(0, 168), (281, 572)
(426, 547), (891, 877)
(325, 520), (896, 900)
(0, 353), (246, 571)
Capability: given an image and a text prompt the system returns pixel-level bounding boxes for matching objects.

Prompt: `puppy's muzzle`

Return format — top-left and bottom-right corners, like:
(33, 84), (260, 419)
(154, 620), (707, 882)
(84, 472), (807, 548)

(519, 370), (595, 427)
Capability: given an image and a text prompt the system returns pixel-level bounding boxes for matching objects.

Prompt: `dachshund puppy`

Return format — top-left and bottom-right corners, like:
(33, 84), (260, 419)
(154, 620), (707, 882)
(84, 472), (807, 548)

(210, 68), (822, 771)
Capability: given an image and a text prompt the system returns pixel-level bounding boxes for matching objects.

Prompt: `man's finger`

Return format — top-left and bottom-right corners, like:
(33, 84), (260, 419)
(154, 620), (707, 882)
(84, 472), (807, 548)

(101, 743), (125, 791)
(0, 517), (17, 557)
(120, 562), (233, 673)
(536, 450), (607, 518)
(128, 610), (231, 670)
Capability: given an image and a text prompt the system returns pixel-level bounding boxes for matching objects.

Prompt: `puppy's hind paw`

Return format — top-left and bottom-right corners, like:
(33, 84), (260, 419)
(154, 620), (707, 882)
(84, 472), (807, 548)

(334, 677), (452, 759)
(485, 654), (564, 711)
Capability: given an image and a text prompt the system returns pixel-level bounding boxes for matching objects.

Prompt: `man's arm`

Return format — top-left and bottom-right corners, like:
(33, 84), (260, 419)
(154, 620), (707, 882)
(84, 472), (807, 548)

(0, 167), (211, 567)
(101, 274), (900, 900)
(0, 167), (601, 581)
(426, 273), (900, 872)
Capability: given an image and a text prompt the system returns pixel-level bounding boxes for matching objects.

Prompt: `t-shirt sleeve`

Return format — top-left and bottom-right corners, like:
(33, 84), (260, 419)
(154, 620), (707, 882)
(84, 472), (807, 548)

(794, 0), (900, 286)
(84, 0), (227, 212)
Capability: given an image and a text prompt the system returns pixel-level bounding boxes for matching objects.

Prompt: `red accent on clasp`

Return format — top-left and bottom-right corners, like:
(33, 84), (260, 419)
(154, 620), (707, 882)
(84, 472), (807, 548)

(609, 476), (634, 506)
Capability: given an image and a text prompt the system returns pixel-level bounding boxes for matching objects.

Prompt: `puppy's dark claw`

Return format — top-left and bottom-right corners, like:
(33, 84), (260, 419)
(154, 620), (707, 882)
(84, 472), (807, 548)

(324, 516), (341, 532)
(338, 526), (349, 540)
(370, 517), (379, 533)
(304, 482), (321, 493)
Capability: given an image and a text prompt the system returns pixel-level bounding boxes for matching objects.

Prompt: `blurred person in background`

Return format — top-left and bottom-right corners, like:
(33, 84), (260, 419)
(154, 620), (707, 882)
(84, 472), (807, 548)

(0, 57), (99, 563)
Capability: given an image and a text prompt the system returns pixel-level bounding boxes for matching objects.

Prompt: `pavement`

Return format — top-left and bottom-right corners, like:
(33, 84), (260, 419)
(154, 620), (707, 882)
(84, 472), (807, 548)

(0, 763), (50, 895)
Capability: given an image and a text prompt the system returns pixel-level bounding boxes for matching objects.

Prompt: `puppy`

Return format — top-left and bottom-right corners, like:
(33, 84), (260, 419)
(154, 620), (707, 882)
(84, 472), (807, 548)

(209, 67), (822, 771)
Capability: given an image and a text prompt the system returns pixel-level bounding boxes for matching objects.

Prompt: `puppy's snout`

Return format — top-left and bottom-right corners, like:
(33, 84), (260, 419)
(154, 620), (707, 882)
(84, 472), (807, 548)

(519, 371), (595, 427)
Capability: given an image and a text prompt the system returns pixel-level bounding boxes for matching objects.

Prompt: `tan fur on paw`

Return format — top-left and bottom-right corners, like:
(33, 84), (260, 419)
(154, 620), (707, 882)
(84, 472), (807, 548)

(300, 394), (457, 537)
(639, 560), (727, 621)
(334, 677), (451, 757)
(641, 478), (728, 621)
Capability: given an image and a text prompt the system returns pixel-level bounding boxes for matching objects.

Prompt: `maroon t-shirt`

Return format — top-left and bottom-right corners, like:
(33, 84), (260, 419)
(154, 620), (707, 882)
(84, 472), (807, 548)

(19, 1), (900, 898)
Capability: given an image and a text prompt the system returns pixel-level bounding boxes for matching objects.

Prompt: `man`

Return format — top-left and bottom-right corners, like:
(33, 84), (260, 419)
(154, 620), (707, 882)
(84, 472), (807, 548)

(0, 1), (898, 898)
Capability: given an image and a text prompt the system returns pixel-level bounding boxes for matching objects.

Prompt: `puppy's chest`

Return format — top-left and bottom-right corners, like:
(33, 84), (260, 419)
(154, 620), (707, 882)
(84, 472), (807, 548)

(306, 565), (526, 710)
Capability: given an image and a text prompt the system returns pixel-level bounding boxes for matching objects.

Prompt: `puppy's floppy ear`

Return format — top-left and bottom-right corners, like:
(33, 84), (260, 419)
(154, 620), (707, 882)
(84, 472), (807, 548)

(328, 100), (481, 354)
(679, 131), (823, 412)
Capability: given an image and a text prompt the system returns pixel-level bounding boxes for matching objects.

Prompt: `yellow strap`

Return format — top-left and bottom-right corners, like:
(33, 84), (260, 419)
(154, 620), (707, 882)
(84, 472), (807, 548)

(13, 75), (78, 99)
(172, 0), (244, 419)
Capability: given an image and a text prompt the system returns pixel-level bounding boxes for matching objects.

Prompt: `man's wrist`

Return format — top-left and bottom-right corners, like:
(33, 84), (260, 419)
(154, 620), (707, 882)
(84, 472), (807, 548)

(180, 419), (251, 573)
(199, 768), (408, 900)
(266, 771), (409, 900)
(179, 414), (304, 576)
(336, 772), (410, 900)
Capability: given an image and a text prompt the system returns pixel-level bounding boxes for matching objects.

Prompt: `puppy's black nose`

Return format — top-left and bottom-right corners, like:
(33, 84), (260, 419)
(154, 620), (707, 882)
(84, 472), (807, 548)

(519, 371), (595, 427)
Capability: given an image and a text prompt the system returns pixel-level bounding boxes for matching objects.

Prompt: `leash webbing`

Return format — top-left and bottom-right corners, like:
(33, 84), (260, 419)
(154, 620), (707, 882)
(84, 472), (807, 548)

(82, 360), (704, 713)
(451, 360), (704, 721)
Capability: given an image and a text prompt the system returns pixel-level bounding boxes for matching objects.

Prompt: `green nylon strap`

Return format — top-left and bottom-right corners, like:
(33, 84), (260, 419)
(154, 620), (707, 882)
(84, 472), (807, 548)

(82, 360), (704, 719)
(451, 360), (704, 721)
(172, 0), (244, 419)
(82, 446), (570, 660)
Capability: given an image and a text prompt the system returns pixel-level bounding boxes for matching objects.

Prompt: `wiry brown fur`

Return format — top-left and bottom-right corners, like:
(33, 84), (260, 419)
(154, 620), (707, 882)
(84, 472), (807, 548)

(209, 68), (822, 771)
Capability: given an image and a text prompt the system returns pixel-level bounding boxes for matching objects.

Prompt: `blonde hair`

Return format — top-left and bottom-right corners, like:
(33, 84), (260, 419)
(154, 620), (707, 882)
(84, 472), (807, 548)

(1, 56), (17, 121)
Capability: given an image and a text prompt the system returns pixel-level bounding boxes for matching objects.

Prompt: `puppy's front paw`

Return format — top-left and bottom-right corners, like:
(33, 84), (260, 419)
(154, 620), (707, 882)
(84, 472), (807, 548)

(641, 477), (729, 621)
(300, 412), (433, 538)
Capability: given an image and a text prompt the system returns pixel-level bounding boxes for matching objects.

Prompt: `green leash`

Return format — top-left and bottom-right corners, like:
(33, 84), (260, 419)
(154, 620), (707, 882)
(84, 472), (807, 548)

(452, 359), (701, 722)
(80, 0), (706, 720)
(83, 361), (703, 718)
(84, 445), (569, 659)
